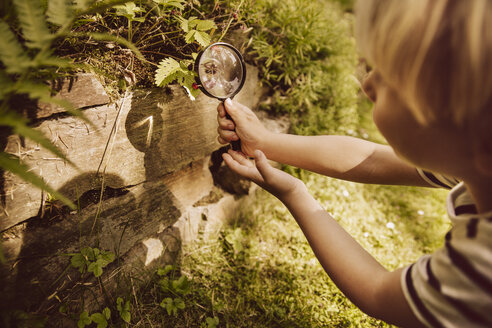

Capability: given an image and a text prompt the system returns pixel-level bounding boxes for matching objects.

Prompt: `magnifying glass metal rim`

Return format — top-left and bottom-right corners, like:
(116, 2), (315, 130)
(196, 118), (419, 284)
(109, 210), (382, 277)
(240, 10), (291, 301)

(194, 42), (247, 100)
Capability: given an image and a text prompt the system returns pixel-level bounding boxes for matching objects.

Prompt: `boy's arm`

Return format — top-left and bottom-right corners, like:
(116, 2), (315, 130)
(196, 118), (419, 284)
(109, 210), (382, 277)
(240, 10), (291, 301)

(223, 150), (426, 328)
(218, 100), (429, 187)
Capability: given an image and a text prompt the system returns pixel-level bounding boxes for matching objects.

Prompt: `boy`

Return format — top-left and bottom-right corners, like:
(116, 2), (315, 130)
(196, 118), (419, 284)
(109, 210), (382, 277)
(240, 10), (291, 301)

(216, 0), (492, 327)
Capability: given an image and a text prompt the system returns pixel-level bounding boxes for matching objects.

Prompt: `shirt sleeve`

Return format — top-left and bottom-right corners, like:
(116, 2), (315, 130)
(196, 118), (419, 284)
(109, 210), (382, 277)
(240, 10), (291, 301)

(401, 218), (492, 328)
(416, 168), (460, 189)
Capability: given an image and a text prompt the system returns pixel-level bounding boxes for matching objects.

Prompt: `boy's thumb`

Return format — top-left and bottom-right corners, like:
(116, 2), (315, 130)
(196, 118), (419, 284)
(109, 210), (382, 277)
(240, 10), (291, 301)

(224, 98), (239, 119)
(254, 150), (271, 178)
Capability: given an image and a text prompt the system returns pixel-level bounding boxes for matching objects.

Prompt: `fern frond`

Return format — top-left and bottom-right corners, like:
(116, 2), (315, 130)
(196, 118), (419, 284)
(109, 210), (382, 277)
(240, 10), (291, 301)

(13, 0), (52, 49)
(155, 58), (180, 87)
(0, 110), (76, 168)
(47, 0), (74, 26)
(0, 71), (14, 100)
(16, 80), (92, 126)
(0, 152), (75, 209)
(73, 0), (94, 11)
(0, 20), (31, 74)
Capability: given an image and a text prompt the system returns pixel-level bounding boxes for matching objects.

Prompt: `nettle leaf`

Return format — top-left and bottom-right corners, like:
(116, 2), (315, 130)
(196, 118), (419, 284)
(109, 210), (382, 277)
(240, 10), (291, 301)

(0, 152), (75, 208)
(47, 0), (74, 26)
(0, 21), (31, 74)
(155, 58), (180, 87)
(14, 0), (52, 49)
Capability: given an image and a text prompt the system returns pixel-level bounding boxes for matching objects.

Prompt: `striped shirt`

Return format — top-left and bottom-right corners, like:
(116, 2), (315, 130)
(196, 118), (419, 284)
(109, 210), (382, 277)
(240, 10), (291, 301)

(401, 169), (492, 328)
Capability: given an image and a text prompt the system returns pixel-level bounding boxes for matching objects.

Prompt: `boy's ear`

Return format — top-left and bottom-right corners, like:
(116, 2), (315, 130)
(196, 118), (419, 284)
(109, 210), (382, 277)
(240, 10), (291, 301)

(471, 110), (492, 176)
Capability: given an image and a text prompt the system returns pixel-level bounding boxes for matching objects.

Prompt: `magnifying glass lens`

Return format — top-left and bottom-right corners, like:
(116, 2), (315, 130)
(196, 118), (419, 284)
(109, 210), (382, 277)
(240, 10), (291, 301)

(198, 45), (244, 99)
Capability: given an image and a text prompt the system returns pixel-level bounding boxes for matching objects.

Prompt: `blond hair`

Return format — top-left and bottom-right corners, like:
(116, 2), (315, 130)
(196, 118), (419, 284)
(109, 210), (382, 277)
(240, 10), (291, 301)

(355, 0), (492, 126)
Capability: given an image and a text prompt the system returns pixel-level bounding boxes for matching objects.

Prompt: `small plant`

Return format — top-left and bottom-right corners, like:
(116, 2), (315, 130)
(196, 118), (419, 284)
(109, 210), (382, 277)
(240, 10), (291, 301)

(116, 297), (131, 324)
(159, 297), (185, 317)
(114, 2), (146, 41)
(203, 316), (220, 328)
(154, 57), (199, 98)
(156, 264), (192, 317)
(224, 227), (244, 255)
(77, 307), (111, 328)
(70, 247), (115, 278)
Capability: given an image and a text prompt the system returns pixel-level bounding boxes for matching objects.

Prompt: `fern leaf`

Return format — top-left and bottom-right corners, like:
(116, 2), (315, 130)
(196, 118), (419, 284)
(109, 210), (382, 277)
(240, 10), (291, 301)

(155, 58), (180, 87)
(0, 71), (14, 100)
(0, 20), (31, 74)
(0, 152), (75, 209)
(73, 0), (93, 11)
(13, 0), (52, 49)
(47, 0), (74, 26)
(0, 110), (76, 168)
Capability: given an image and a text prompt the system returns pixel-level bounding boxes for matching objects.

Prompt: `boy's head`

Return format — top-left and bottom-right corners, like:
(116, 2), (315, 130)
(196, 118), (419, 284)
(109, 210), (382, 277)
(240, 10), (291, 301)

(355, 0), (492, 127)
(355, 0), (492, 178)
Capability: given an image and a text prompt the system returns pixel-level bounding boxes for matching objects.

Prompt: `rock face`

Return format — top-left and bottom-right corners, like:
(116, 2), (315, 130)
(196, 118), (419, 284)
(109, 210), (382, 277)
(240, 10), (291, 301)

(0, 64), (290, 315)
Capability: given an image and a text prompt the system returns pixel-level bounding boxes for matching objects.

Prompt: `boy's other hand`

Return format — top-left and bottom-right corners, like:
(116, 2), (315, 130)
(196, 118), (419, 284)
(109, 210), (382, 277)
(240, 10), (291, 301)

(222, 149), (307, 201)
(217, 99), (270, 157)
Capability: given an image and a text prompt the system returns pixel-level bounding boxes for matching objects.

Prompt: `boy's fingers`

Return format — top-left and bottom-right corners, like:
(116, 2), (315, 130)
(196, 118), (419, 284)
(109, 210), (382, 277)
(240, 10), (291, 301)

(217, 102), (226, 118)
(222, 153), (254, 178)
(217, 127), (239, 141)
(228, 149), (250, 166)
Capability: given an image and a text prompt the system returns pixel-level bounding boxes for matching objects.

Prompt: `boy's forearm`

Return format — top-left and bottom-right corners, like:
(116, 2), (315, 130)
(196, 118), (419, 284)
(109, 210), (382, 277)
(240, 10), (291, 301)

(262, 133), (426, 186)
(280, 189), (423, 327)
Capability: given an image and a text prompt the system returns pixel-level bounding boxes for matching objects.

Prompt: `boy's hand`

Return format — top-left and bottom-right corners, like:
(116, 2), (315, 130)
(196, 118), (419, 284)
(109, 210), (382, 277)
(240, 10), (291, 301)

(222, 149), (307, 201)
(217, 99), (270, 157)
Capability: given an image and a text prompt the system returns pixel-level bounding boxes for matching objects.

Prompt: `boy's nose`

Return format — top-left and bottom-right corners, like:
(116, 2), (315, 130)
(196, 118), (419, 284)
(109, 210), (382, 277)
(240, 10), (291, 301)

(362, 71), (377, 103)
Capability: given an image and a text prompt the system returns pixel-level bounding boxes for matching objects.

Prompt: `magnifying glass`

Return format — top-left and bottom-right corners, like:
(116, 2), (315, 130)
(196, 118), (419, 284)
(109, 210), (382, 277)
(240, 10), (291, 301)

(195, 42), (246, 151)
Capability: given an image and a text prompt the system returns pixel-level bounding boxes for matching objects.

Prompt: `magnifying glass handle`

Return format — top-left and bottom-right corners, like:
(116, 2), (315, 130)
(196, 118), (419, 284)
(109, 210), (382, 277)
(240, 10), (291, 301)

(225, 112), (241, 151)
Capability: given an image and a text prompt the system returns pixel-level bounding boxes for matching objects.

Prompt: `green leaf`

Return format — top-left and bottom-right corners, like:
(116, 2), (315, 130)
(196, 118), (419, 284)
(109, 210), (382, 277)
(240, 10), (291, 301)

(0, 21), (31, 74)
(78, 311), (92, 328)
(73, 0), (92, 11)
(153, 0), (185, 10)
(0, 71), (14, 101)
(184, 30), (196, 44)
(157, 264), (174, 276)
(47, 0), (74, 26)
(88, 261), (103, 277)
(155, 58), (180, 87)
(14, 0), (52, 49)
(70, 253), (87, 271)
(90, 313), (108, 328)
(0, 152), (75, 209)
(193, 31), (211, 47)
(195, 20), (216, 31)
(121, 309), (131, 323)
(102, 307), (111, 320)
(100, 251), (115, 264)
